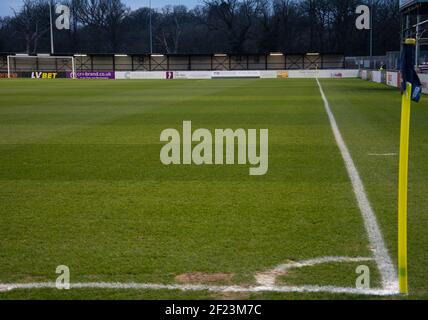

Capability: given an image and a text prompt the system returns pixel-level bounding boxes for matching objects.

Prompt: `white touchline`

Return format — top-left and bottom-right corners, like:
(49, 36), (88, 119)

(0, 256), (397, 296)
(316, 78), (398, 292)
(0, 281), (395, 296)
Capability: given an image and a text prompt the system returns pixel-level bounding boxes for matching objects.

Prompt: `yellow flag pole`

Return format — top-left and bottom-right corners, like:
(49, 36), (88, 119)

(398, 38), (416, 294)
(398, 81), (411, 295)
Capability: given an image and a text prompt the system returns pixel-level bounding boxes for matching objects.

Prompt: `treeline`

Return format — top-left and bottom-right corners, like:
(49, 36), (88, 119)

(0, 0), (401, 55)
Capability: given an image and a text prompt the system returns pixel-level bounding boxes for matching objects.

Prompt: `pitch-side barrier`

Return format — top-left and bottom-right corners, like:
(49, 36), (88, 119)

(360, 69), (428, 94)
(0, 69), (359, 80)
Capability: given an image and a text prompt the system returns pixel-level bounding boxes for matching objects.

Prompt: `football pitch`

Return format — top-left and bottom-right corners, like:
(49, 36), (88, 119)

(0, 78), (427, 300)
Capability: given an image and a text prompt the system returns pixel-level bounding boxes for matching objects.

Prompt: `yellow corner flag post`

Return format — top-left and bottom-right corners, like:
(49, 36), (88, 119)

(398, 37), (418, 295)
(398, 81), (411, 295)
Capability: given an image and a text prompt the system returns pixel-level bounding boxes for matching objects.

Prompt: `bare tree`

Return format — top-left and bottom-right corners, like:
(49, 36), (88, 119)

(0, 0), (402, 56)
(72, 0), (129, 51)
(271, 0), (300, 52)
(12, 0), (50, 53)
(155, 5), (187, 54)
(204, 0), (264, 52)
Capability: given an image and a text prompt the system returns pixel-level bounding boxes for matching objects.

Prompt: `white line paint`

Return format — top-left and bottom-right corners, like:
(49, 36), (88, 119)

(255, 256), (374, 286)
(316, 78), (398, 292)
(0, 256), (390, 296)
(0, 281), (397, 296)
(368, 153), (397, 157)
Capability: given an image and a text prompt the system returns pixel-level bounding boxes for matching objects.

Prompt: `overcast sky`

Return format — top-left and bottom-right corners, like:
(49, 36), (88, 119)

(0, 0), (202, 17)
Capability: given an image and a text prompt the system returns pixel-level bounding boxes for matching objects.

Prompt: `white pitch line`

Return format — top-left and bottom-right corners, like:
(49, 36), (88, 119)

(368, 153), (397, 157)
(0, 281), (396, 296)
(316, 78), (398, 293)
(255, 256), (374, 286)
(0, 256), (392, 297)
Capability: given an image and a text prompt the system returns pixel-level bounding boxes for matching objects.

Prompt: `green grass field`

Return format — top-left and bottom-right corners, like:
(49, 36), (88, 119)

(0, 78), (427, 300)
